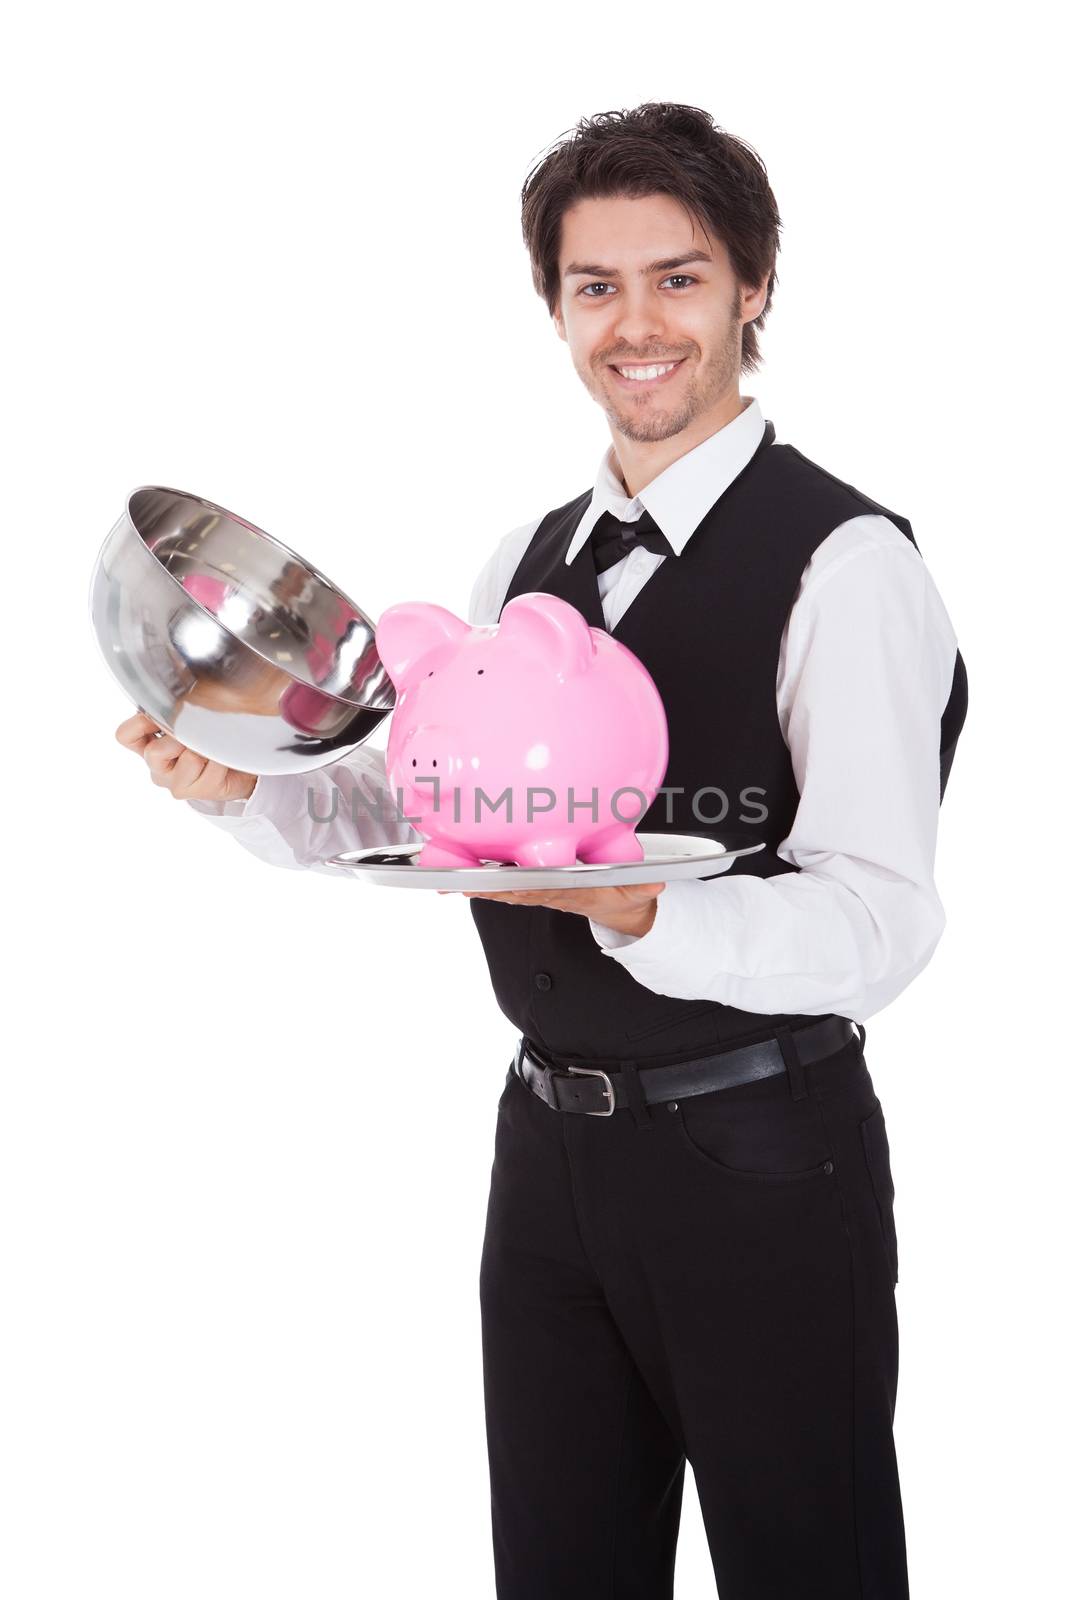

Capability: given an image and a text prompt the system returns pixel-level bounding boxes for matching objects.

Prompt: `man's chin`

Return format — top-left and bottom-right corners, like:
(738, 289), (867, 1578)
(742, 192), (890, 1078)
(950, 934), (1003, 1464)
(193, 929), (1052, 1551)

(607, 403), (694, 443)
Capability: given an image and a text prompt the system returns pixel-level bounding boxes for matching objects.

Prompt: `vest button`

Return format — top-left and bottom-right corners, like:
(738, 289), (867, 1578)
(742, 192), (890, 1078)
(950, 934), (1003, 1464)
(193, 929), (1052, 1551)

(534, 971), (553, 991)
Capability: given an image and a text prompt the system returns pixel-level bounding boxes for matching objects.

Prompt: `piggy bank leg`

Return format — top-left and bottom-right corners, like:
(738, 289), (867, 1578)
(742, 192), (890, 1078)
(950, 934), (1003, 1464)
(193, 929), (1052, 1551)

(580, 825), (646, 865)
(511, 838), (580, 868)
(418, 840), (486, 868)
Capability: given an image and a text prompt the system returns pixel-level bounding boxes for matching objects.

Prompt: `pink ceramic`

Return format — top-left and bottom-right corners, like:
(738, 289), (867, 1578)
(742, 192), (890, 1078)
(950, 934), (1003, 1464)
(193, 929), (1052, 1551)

(373, 592), (669, 868)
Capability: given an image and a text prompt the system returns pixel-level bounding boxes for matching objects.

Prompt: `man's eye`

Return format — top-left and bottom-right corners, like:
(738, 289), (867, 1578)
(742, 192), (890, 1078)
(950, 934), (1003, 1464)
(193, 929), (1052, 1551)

(578, 274), (697, 298)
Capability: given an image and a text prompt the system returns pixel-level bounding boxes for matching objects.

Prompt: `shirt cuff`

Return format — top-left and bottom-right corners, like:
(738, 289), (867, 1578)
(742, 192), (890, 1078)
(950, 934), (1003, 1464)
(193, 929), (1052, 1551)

(186, 776), (272, 822)
(588, 884), (680, 954)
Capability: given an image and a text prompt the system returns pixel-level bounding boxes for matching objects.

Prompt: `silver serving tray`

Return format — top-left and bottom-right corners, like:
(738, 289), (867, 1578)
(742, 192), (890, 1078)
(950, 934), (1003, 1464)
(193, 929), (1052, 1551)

(323, 832), (765, 890)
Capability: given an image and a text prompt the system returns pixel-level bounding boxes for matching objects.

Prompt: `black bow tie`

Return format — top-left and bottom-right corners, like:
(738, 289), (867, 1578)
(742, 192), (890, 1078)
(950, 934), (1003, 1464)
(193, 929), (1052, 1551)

(588, 507), (674, 575)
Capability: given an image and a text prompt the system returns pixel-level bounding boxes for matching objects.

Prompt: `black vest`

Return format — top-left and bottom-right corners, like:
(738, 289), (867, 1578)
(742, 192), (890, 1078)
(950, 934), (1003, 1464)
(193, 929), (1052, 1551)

(468, 422), (968, 1063)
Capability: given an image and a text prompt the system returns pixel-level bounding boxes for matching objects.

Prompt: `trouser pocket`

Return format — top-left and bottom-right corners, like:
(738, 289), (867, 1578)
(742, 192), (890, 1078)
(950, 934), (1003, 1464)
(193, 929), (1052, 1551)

(859, 1101), (899, 1285)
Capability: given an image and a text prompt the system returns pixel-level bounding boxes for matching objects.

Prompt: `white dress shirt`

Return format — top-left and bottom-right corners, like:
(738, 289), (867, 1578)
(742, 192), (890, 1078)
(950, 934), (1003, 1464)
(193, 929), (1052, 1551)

(189, 396), (959, 1023)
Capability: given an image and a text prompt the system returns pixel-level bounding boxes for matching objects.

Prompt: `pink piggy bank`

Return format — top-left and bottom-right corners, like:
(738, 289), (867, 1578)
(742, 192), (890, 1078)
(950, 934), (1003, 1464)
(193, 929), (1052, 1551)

(373, 591), (669, 869)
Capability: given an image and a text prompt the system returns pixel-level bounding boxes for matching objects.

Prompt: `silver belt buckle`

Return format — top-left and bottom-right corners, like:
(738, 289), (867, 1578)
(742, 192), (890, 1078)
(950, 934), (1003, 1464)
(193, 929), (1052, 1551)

(564, 1065), (616, 1116)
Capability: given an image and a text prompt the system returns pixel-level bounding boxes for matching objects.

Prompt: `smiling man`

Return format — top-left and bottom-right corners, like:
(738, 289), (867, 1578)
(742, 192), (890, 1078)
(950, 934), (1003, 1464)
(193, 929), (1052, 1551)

(119, 101), (967, 1599)
(458, 189), (775, 941)
(455, 109), (967, 1599)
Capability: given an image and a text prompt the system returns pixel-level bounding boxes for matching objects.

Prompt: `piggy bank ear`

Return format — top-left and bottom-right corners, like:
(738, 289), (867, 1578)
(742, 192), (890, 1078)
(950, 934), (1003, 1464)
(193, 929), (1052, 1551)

(375, 602), (471, 689)
(496, 592), (595, 675)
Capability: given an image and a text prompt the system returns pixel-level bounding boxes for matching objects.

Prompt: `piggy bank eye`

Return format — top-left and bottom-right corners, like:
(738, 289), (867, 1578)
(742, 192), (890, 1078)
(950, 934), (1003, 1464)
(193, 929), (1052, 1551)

(427, 670), (434, 677)
(477, 668), (485, 675)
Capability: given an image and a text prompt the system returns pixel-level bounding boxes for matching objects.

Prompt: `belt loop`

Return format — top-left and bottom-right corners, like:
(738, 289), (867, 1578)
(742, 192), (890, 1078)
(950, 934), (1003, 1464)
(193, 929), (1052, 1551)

(774, 1025), (808, 1101)
(619, 1059), (652, 1128)
(854, 1022), (867, 1056)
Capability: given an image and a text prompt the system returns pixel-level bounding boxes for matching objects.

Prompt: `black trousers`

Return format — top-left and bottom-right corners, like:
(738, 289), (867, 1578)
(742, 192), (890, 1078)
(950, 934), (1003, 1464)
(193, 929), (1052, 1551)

(478, 1026), (907, 1598)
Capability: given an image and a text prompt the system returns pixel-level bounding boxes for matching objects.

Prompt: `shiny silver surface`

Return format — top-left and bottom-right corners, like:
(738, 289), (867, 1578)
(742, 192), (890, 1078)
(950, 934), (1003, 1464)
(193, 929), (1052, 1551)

(323, 833), (766, 890)
(89, 486), (395, 774)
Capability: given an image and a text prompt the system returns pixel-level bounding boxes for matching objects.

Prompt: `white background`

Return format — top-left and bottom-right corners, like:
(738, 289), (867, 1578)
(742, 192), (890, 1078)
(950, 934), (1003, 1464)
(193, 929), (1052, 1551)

(2, 2), (1062, 1594)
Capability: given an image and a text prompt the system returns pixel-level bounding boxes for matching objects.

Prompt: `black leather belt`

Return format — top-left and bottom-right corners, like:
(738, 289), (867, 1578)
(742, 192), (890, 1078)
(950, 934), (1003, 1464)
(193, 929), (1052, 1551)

(512, 1015), (859, 1116)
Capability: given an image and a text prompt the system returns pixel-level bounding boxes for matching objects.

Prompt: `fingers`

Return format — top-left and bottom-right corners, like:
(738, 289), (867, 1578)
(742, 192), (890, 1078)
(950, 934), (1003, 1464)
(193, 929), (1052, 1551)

(166, 748), (214, 799)
(463, 889), (552, 904)
(141, 731), (187, 784)
(114, 711), (166, 754)
(114, 710), (256, 802)
(167, 753), (252, 802)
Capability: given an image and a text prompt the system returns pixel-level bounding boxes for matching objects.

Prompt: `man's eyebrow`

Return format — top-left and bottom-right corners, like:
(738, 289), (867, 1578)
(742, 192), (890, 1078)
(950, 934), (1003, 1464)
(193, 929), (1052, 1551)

(563, 250), (714, 280)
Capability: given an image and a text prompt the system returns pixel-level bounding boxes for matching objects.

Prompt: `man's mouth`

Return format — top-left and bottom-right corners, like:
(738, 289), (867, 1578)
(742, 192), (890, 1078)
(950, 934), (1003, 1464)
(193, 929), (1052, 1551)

(607, 358), (687, 390)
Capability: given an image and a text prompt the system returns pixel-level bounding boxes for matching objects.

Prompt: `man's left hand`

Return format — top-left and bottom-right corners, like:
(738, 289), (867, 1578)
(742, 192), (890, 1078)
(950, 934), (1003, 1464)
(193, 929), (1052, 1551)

(437, 881), (667, 938)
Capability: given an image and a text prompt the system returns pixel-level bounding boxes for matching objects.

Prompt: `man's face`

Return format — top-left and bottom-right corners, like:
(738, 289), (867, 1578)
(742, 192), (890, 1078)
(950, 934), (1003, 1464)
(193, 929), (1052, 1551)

(552, 193), (765, 444)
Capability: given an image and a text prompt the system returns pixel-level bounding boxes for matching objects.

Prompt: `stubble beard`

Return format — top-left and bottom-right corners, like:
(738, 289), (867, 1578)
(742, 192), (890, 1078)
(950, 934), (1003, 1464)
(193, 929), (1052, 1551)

(590, 301), (743, 445)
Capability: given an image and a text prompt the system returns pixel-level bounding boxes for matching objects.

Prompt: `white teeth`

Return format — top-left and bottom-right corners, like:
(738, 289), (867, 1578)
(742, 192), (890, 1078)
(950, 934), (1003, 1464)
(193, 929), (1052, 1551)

(617, 362), (679, 381)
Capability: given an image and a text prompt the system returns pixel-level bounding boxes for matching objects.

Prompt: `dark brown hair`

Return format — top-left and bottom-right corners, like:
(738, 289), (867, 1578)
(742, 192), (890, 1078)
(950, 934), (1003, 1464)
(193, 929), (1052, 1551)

(520, 102), (782, 374)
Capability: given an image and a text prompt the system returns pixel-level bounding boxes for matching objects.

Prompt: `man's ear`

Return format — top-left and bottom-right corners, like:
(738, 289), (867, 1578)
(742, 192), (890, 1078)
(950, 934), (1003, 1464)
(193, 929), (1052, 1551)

(741, 272), (770, 325)
(552, 306), (567, 342)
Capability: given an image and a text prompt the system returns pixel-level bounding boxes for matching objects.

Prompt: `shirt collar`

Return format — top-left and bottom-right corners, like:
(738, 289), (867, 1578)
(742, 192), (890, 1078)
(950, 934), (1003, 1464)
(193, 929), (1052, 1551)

(564, 395), (767, 565)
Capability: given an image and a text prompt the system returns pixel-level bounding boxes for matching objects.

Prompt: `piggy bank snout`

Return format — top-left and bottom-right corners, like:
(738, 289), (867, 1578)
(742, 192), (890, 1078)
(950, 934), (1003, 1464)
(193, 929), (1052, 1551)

(394, 723), (463, 785)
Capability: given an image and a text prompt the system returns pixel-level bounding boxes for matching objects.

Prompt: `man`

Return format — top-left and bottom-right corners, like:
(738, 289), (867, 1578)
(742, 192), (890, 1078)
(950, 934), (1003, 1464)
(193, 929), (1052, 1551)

(117, 103), (966, 1598)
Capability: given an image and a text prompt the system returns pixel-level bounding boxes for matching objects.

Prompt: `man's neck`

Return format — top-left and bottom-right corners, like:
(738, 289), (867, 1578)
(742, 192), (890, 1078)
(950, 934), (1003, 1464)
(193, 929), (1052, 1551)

(610, 389), (748, 499)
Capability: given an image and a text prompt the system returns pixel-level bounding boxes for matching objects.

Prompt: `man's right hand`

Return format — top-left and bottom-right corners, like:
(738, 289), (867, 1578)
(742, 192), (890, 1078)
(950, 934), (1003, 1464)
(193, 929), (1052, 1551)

(114, 712), (257, 802)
